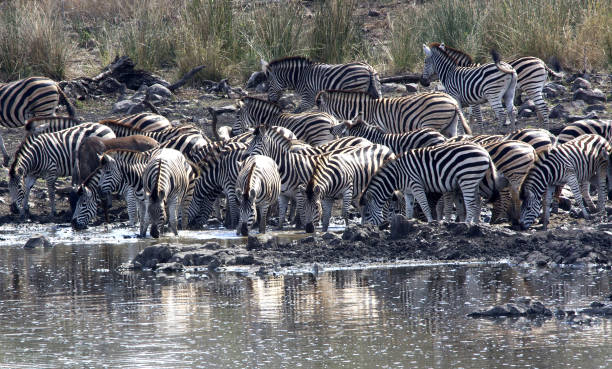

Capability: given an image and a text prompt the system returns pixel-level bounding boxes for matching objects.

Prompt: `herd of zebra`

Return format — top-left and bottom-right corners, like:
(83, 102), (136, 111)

(1, 44), (611, 238)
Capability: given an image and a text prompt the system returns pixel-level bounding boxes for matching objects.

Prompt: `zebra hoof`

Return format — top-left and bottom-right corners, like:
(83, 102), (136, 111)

(305, 223), (315, 233)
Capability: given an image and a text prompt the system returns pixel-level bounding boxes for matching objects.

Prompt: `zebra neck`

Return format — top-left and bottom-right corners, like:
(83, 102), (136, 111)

(433, 50), (457, 84)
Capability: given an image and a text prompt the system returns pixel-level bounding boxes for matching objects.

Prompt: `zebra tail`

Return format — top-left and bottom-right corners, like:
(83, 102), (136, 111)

(544, 60), (564, 79)
(456, 107), (472, 135)
(487, 158), (507, 203)
(490, 49), (515, 75)
(367, 71), (382, 99)
(57, 85), (76, 118)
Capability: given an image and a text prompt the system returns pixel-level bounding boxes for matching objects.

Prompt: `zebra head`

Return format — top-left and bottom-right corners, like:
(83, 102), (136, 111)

(261, 59), (283, 103)
(148, 191), (167, 239)
(245, 125), (270, 157)
(358, 188), (385, 226)
(8, 166), (25, 215)
(420, 44), (437, 87)
(233, 100), (251, 135)
(71, 184), (99, 230)
(98, 155), (122, 198)
(518, 186), (542, 230)
(235, 187), (257, 236)
(298, 181), (323, 233)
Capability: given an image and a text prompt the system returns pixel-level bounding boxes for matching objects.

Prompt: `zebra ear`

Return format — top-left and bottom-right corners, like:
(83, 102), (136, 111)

(261, 59), (269, 73)
(249, 188), (256, 200)
(315, 90), (328, 107)
(440, 43), (446, 51)
(423, 44), (431, 57)
(297, 184), (306, 192)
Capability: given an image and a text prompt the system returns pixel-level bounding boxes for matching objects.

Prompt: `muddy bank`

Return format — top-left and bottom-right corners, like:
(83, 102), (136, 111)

(124, 215), (612, 274)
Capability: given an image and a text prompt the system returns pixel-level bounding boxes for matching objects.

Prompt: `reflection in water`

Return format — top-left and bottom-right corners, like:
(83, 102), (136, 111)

(0, 243), (610, 368)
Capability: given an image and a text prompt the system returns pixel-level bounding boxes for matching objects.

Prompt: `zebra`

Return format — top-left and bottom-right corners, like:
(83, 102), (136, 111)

(232, 96), (336, 145)
(334, 116), (447, 154)
(143, 148), (199, 238)
(113, 112), (171, 132)
(187, 141), (248, 229)
(421, 43), (518, 130)
(289, 136), (373, 155)
(8, 123), (115, 217)
(315, 90), (471, 137)
(439, 45), (563, 127)
(245, 124), (372, 229)
(557, 119), (611, 145)
(25, 116), (82, 136)
(297, 144), (395, 232)
(502, 128), (556, 156)
(0, 77), (76, 166)
(100, 119), (207, 143)
(260, 56), (381, 112)
(519, 134), (612, 230)
(235, 155), (281, 236)
(360, 142), (497, 225)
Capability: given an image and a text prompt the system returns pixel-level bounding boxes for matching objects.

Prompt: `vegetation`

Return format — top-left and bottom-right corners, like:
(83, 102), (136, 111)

(0, 0), (611, 82)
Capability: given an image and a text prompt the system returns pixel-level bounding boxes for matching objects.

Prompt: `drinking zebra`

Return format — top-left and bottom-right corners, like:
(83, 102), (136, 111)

(260, 56), (381, 112)
(421, 43), (517, 130)
(519, 134), (611, 230)
(316, 90), (471, 136)
(235, 155), (281, 236)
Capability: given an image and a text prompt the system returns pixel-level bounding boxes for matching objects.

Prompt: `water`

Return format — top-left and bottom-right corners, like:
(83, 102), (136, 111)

(0, 228), (611, 368)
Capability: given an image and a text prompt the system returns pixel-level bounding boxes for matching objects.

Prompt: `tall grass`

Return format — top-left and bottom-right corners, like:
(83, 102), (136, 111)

(310, 0), (364, 63)
(0, 1), (73, 81)
(388, 0), (612, 73)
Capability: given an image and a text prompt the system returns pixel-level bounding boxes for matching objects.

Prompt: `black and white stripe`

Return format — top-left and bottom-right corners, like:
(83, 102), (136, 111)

(316, 90), (471, 136)
(557, 119), (612, 145)
(233, 96), (336, 145)
(261, 56), (381, 112)
(297, 144), (395, 232)
(421, 43), (517, 130)
(8, 123), (115, 217)
(235, 155), (281, 236)
(143, 148), (198, 238)
(334, 117), (447, 154)
(502, 128), (556, 156)
(360, 142), (495, 225)
(114, 113), (171, 132)
(519, 134), (611, 230)
(0, 77), (76, 165)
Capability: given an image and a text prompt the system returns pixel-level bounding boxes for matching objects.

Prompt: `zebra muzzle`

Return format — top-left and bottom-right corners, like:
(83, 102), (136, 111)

(240, 223), (249, 237)
(71, 218), (88, 230)
(305, 222), (315, 233)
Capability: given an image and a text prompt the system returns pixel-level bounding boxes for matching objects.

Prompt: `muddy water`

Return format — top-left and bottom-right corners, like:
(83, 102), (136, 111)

(0, 227), (611, 368)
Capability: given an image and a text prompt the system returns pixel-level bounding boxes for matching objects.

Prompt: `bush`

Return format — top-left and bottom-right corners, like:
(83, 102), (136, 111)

(310, 0), (364, 63)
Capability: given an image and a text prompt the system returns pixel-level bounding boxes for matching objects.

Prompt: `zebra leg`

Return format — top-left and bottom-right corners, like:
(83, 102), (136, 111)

(596, 169), (607, 215)
(541, 186), (555, 229)
(341, 188), (353, 227)
(259, 205), (269, 234)
(566, 174), (590, 220)
(0, 133), (9, 167)
(410, 183), (433, 222)
(580, 181), (597, 213)
(167, 196), (179, 236)
(22, 176), (36, 217)
(461, 184), (481, 223)
(441, 192), (454, 221)
(227, 190), (239, 229)
(277, 195), (290, 230)
(488, 98), (508, 128)
(125, 187), (138, 226)
(139, 196), (150, 237)
(471, 105), (484, 133)
(530, 90), (549, 128)
(454, 192), (466, 222)
(46, 176), (57, 217)
(321, 198), (334, 232)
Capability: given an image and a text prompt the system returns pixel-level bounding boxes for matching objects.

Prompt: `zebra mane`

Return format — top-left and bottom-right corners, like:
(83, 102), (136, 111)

(268, 56), (313, 68)
(99, 119), (146, 133)
(9, 135), (38, 176)
(241, 96), (282, 112)
(428, 42), (472, 65)
(151, 159), (164, 202)
(24, 116), (81, 133)
(243, 161), (257, 199)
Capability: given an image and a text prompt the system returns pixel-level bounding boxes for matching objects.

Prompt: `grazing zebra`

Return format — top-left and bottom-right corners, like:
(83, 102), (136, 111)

(235, 155), (281, 236)
(519, 134), (612, 230)
(113, 112), (171, 131)
(261, 56), (381, 112)
(316, 90), (471, 136)
(8, 123), (115, 217)
(502, 128), (556, 156)
(0, 77), (76, 166)
(246, 124), (371, 229)
(335, 117), (447, 154)
(143, 148), (199, 238)
(187, 141), (248, 228)
(360, 142), (496, 225)
(232, 96), (336, 145)
(557, 119), (612, 145)
(421, 43), (517, 130)
(440, 46), (562, 127)
(297, 144), (395, 232)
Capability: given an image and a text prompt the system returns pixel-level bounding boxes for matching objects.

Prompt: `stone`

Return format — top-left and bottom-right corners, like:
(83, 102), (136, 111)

(147, 83), (173, 99)
(132, 244), (176, 269)
(155, 262), (184, 273)
(566, 111), (598, 123)
(112, 99), (141, 114)
(542, 82), (566, 98)
(246, 71), (266, 89)
(246, 236), (261, 250)
(548, 104), (568, 119)
(390, 214), (415, 239)
(583, 104), (606, 113)
(573, 88), (606, 104)
(405, 83), (419, 93)
(24, 235), (52, 249)
(571, 77), (592, 91)
(98, 77), (123, 93)
(381, 83), (406, 94)
(342, 225), (369, 242)
(255, 82), (269, 93)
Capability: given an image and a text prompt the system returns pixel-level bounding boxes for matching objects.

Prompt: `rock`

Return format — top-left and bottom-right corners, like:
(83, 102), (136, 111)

(571, 77), (592, 91)
(255, 82), (269, 93)
(98, 77), (123, 93)
(300, 235), (316, 244)
(468, 299), (552, 318)
(583, 104), (606, 113)
(580, 302), (612, 316)
(147, 83), (173, 100)
(390, 214), (415, 239)
(155, 262), (184, 273)
(24, 235), (51, 249)
(342, 225), (369, 242)
(132, 244), (176, 269)
(526, 251), (551, 266)
(573, 88), (606, 104)
(405, 83), (419, 93)
(112, 99), (140, 114)
(381, 83), (406, 94)
(518, 100), (536, 118)
(368, 9), (380, 17)
(542, 82), (566, 98)
(246, 236), (261, 250)
(246, 71), (266, 89)
(548, 104), (569, 119)
(566, 111), (598, 123)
